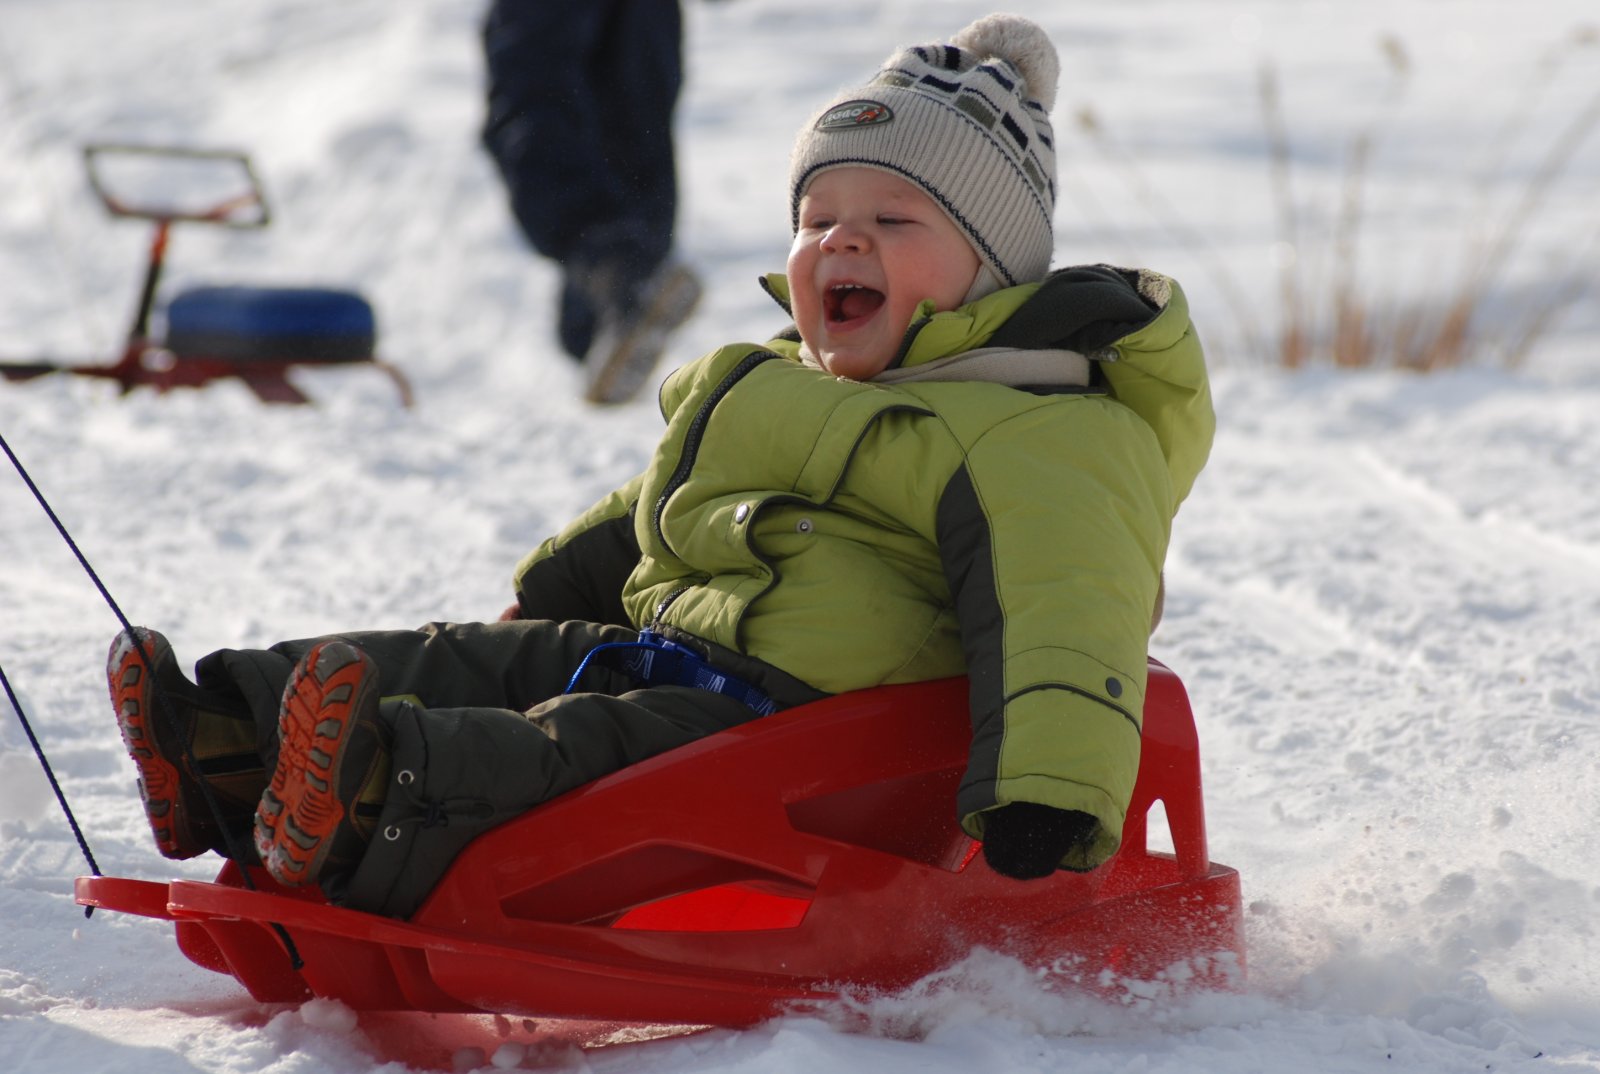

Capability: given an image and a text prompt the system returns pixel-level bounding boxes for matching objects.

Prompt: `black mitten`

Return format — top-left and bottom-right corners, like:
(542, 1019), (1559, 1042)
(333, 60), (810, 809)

(981, 802), (1100, 879)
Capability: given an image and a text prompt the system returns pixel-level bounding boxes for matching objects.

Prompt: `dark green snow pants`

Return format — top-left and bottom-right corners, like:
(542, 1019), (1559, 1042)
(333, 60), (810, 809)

(192, 619), (822, 918)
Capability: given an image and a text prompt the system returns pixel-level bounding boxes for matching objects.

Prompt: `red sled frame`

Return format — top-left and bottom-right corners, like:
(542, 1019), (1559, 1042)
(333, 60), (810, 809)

(1, 145), (412, 407)
(77, 660), (1243, 1039)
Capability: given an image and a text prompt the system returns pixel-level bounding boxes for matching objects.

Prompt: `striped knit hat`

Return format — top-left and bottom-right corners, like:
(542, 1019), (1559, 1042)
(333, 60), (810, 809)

(789, 13), (1059, 294)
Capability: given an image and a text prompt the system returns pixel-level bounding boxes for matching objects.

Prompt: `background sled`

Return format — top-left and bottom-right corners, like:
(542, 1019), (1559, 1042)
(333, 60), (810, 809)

(0, 144), (412, 407)
(76, 660), (1243, 1058)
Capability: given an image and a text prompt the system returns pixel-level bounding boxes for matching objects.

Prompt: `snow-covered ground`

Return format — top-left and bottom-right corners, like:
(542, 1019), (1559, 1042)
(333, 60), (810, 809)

(2, 1), (1597, 1071)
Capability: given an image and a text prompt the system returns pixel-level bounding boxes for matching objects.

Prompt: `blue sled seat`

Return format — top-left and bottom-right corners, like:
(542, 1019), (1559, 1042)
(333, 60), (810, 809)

(165, 286), (376, 364)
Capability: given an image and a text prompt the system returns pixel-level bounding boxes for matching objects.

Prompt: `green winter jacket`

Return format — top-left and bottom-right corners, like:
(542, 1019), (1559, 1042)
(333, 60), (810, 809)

(513, 265), (1214, 870)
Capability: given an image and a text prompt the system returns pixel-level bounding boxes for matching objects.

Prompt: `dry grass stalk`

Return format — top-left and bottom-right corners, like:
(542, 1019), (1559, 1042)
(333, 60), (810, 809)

(1407, 79), (1600, 370)
(1296, 28), (1597, 371)
(1256, 64), (1307, 367)
(1329, 35), (1409, 368)
(1074, 25), (1598, 372)
(1072, 105), (1267, 362)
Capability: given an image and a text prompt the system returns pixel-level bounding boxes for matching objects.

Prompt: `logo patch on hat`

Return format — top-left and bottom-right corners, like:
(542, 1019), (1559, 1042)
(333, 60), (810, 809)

(816, 100), (894, 131)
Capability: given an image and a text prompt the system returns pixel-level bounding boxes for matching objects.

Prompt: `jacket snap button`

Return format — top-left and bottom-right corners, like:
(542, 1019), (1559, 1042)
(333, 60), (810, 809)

(1105, 677), (1123, 698)
(734, 503), (750, 523)
(397, 769), (416, 785)
(796, 518), (813, 534)
(384, 824), (402, 842)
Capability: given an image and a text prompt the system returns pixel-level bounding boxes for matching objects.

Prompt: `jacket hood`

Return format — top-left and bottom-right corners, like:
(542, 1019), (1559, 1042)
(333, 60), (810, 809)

(758, 266), (1213, 509)
(760, 272), (1048, 373)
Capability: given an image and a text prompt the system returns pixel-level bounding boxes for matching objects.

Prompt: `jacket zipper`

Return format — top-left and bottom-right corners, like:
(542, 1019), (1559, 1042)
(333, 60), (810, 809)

(884, 315), (932, 371)
(652, 586), (690, 625)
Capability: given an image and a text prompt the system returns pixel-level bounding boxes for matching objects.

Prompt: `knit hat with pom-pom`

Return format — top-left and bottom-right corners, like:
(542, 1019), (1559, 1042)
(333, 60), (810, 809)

(789, 13), (1060, 294)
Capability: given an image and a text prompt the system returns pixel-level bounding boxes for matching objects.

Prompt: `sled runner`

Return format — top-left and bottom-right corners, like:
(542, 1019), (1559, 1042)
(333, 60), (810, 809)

(0, 144), (412, 407)
(76, 660), (1242, 1048)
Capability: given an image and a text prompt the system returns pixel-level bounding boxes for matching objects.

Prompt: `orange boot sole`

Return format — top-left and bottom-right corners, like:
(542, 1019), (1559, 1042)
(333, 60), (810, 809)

(108, 628), (208, 860)
(254, 641), (381, 887)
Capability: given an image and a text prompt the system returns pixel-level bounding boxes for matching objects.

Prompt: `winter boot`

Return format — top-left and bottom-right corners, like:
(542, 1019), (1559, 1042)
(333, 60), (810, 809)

(582, 259), (703, 405)
(556, 273), (600, 360)
(254, 641), (392, 888)
(108, 627), (264, 860)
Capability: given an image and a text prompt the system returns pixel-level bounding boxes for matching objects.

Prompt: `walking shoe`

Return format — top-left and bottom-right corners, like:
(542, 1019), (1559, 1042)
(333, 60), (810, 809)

(107, 627), (262, 860)
(583, 260), (703, 405)
(557, 273), (600, 360)
(254, 641), (391, 888)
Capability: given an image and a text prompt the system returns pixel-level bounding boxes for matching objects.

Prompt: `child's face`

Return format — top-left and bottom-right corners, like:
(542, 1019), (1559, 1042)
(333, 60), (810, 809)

(788, 168), (981, 380)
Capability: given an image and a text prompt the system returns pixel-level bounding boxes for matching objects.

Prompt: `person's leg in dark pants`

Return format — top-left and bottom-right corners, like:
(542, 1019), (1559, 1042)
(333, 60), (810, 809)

(480, 0), (685, 362)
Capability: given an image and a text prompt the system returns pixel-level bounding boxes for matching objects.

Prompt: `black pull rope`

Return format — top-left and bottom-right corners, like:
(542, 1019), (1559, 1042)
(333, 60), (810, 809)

(0, 429), (304, 968)
(1, 660), (102, 890)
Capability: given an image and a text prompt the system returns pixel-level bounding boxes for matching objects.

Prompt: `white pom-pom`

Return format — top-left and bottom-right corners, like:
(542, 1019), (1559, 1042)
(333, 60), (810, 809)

(951, 13), (1060, 111)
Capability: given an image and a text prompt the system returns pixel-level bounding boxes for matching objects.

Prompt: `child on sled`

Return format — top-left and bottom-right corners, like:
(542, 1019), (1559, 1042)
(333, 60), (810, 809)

(109, 13), (1213, 919)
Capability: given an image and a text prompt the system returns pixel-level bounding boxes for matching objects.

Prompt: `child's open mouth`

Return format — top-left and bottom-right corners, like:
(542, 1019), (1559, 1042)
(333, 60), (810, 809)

(825, 283), (885, 325)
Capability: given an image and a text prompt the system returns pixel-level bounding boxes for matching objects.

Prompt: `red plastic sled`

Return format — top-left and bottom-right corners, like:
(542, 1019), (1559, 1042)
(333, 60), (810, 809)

(77, 660), (1242, 1043)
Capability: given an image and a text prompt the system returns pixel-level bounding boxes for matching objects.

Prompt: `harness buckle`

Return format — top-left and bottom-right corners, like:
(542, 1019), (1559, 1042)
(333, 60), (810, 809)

(564, 629), (777, 716)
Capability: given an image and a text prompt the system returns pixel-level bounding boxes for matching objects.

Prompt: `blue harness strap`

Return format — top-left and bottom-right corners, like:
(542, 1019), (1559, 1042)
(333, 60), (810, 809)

(564, 630), (777, 716)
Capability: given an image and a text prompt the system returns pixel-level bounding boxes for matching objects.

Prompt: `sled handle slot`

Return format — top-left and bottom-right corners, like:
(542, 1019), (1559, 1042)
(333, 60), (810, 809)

(1125, 661), (1210, 878)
